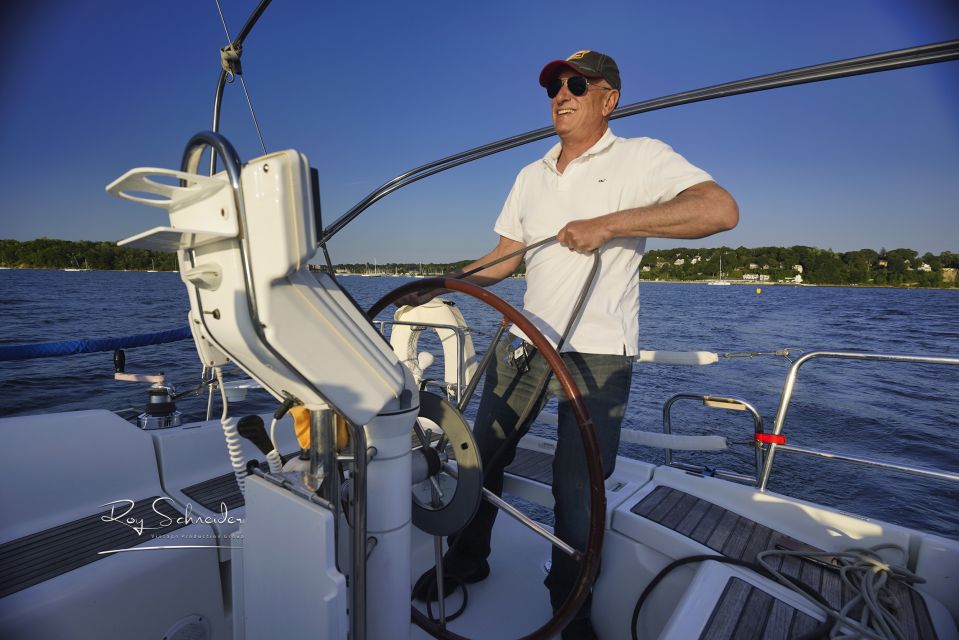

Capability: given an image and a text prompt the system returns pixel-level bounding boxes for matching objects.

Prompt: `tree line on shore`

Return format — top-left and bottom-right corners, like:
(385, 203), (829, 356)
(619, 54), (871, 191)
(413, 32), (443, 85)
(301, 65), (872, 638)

(639, 246), (958, 287)
(2, 238), (957, 288)
(0, 238), (177, 272)
(329, 246), (958, 288)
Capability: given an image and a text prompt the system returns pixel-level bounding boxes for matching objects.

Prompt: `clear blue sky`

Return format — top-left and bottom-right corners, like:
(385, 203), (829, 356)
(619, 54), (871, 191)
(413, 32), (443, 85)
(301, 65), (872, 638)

(1, 0), (957, 262)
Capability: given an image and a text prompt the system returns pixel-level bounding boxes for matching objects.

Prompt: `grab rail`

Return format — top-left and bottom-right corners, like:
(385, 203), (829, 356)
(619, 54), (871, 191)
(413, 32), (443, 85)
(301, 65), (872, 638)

(757, 351), (959, 491)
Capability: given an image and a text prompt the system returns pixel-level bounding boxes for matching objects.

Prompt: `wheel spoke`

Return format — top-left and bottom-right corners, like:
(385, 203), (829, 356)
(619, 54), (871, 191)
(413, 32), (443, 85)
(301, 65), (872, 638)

(481, 488), (580, 560)
(413, 420), (432, 450)
(455, 318), (509, 413)
(442, 462), (580, 560)
(428, 475), (446, 501)
(434, 433), (450, 455)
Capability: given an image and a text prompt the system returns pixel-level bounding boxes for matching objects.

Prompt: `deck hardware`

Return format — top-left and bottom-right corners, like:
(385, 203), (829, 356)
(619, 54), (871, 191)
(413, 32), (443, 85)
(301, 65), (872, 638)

(137, 385), (182, 430)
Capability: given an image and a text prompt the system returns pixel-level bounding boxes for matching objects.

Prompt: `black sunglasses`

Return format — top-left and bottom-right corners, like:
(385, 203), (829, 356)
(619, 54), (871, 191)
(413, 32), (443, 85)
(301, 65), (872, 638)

(546, 75), (612, 99)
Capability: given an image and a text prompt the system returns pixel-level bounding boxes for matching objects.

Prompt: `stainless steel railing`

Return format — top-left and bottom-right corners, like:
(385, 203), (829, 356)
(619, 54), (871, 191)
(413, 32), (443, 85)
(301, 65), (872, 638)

(757, 351), (959, 491)
(661, 393), (765, 485)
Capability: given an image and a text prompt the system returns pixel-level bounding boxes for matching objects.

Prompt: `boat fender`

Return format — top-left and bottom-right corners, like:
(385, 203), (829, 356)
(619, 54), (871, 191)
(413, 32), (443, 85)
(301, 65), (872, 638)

(390, 298), (478, 389)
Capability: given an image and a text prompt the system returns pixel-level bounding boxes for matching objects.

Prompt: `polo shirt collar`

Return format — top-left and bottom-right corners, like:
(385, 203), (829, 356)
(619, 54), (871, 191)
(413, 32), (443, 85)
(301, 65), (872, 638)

(543, 127), (617, 172)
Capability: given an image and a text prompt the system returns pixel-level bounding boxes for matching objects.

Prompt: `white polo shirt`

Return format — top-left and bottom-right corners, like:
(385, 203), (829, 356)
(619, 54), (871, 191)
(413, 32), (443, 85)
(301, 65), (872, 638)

(494, 127), (712, 355)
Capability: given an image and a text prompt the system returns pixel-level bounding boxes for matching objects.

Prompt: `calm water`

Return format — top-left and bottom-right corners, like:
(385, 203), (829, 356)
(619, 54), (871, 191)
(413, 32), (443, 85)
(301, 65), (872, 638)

(2, 269), (958, 539)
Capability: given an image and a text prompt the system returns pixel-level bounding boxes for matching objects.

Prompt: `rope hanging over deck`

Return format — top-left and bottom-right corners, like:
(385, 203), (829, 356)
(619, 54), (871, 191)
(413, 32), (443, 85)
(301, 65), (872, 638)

(0, 326), (192, 362)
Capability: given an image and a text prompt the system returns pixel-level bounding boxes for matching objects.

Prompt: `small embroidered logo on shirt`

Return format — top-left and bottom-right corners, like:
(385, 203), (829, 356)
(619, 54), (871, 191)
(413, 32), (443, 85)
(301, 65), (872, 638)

(597, 178), (607, 182)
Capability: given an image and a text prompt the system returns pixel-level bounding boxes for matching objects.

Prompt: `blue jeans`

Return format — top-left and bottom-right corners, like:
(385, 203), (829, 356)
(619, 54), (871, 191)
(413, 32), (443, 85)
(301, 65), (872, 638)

(447, 335), (632, 618)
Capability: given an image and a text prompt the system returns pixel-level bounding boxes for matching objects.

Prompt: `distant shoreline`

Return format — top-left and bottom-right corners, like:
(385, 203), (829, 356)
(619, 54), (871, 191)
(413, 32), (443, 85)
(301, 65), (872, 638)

(0, 266), (176, 273)
(639, 279), (958, 291)
(3, 266), (956, 291)
(4, 239), (956, 288)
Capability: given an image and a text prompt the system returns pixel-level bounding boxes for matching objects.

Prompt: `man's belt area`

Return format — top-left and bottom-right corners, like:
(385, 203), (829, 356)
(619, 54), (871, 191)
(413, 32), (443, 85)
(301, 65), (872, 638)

(507, 336), (537, 372)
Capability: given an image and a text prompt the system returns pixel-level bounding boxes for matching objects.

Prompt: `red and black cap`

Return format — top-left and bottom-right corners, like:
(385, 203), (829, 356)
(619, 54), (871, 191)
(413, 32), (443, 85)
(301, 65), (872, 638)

(539, 50), (621, 91)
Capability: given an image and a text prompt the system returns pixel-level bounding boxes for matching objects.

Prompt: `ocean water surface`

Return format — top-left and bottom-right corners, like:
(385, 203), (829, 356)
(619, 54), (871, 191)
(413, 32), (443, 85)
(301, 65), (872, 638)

(1, 269), (958, 539)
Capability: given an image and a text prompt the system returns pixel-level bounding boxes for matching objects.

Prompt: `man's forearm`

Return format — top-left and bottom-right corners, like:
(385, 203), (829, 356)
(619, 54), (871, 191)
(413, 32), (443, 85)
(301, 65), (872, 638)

(394, 237), (524, 307)
(557, 181), (738, 252)
(606, 181), (738, 239)
(450, 247), (522, 287)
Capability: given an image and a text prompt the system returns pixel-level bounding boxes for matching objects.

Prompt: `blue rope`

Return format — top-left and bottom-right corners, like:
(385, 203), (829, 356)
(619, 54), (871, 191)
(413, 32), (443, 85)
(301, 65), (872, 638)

(0, 326), (192, 362)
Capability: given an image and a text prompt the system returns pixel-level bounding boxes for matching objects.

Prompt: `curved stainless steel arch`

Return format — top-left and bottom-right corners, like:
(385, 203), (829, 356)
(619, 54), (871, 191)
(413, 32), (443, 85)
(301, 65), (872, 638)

(320, 39), (959, 245)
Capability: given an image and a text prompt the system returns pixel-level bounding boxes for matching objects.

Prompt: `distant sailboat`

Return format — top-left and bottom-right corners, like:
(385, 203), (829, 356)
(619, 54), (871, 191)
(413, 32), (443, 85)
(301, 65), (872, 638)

(63, 256), (83, 272)
(707, 253), (731, 285)
(362, 260), (383, 277)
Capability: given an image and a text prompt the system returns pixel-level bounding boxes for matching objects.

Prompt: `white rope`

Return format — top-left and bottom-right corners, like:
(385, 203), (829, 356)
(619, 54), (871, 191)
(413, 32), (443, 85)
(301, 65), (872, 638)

(757, 544), (925, 640)
(213, 0), (233, 42)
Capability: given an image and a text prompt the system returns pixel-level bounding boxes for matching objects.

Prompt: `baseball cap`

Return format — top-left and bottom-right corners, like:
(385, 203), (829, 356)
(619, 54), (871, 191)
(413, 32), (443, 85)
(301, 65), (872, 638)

(539, 50), (621, 91)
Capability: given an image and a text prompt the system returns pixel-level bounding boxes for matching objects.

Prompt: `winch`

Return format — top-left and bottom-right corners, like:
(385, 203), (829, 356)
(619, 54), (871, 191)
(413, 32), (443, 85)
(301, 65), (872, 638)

(138, 385), (182, 430)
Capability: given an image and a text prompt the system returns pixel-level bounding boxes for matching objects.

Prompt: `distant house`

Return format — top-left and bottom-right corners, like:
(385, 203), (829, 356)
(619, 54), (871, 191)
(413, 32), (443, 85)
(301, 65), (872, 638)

(690, 255), (701, 264)
(641, 265), (651, 272)
(918, 262), (932, 272)
(674, 258), (685, 266)
(762, 264), (770, 270)
(878, 259), (888, 268)
(759, 274), (771, 282)
(748, 263), (759, 269)
(792, 264), (804, 273)
(792, 274), (803, 283)
(743, 273), (759, 281)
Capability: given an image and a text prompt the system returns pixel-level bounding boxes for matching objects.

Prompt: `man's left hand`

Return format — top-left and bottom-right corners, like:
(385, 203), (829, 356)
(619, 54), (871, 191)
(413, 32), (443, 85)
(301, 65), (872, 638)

(556, 219), (612, 253)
